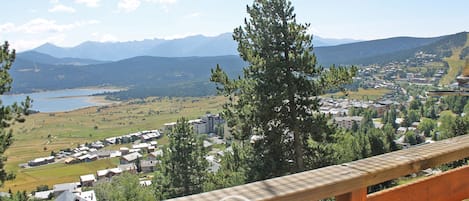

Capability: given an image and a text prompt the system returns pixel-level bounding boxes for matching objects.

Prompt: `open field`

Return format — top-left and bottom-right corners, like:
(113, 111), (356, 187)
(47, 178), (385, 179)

(6, 158), (119, 192)
(328, 88), (391, 101)
(2, 96), (226, 192)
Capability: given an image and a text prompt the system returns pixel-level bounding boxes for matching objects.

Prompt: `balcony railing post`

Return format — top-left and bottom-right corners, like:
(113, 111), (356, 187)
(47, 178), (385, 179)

(336, 188), (367, 201)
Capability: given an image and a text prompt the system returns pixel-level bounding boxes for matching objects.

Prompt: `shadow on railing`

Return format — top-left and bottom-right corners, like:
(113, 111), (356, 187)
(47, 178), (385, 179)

(168, 134), (469, 201)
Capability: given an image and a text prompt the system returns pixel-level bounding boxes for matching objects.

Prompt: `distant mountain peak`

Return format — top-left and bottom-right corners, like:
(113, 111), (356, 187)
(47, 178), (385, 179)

(35, 42), (60, 49)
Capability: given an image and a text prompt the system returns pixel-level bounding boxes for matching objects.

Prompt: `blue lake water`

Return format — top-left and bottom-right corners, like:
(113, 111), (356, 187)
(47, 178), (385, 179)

(0, 88), (120, 113)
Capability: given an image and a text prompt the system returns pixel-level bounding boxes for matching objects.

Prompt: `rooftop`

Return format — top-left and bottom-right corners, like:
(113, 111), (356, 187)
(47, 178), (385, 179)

(97, 168), (122, 177)
(34, 190), (53, 200)
(121, 152), (142, 162)
(80, 174), (96, 182)
(53, 182), (80, 192)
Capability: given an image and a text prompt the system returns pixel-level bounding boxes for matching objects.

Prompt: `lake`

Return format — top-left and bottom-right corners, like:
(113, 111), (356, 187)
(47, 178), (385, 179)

(0, 88), (120, 113)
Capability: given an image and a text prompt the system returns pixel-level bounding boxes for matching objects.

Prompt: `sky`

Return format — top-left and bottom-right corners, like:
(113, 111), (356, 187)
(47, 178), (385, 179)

(1, 0), (468, 51)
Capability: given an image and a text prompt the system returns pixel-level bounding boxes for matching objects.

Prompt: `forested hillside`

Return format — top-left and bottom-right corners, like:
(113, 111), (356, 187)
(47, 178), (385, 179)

(11, 55), (245, 95)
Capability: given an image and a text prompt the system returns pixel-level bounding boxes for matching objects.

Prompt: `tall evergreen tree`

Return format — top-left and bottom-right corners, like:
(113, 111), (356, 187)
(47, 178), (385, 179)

(0, 42), (31, 186)
(382, 106), (397, 128)
(211, 0), (356, 180)
(153, 117), (208, 199)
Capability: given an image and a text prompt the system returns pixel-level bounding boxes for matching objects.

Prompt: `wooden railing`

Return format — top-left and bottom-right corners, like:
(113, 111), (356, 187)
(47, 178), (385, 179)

(168, 134), (469, 201)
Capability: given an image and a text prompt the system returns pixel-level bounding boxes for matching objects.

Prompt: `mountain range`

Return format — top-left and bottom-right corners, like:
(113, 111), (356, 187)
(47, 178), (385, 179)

(31, 33), (361, 61)
(10, 31), (469, 98)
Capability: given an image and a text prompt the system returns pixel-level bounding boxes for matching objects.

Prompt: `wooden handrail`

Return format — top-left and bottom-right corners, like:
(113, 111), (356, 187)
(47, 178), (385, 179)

(368, 165), (469, 201)
(168, 134), (469, 201)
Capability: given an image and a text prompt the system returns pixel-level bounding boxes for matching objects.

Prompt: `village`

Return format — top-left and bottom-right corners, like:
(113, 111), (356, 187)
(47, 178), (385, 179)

(27, 113), (226, 201)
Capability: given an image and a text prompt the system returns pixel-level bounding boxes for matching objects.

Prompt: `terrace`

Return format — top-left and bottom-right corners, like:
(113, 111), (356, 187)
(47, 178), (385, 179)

(169, 134), (469, 201)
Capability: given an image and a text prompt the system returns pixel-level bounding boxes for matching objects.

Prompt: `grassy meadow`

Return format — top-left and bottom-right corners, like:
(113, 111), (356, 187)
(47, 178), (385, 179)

(6, 158), (119, 192)
(2, 96), (226, 192)
(328, 88), (391, 101)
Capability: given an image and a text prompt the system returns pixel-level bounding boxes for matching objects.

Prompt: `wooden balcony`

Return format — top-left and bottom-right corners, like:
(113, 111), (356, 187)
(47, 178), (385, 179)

(168, 134), (469, 201)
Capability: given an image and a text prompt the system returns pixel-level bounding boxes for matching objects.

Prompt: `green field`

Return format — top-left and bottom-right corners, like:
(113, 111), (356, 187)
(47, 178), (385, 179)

(2, 96), (226, 192)
(328, 88), (391, 101)
(7, 158), (119, 192)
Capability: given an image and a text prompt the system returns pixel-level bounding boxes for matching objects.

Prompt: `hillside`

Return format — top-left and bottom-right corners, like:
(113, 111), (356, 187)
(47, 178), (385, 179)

(344, 32), (468, 65)
(314, 35), (444, 65)
(440, 33), (469, 85)
(16, 51), (107, 66)
(11, 55), (246, 95)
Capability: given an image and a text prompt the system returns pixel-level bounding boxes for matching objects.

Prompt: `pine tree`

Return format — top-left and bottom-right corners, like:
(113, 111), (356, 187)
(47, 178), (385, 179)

(0, 42), (31, 186)
(382, 106), (397, 128)
(211, 0), (356, 180)
(154, 117), (208, 199)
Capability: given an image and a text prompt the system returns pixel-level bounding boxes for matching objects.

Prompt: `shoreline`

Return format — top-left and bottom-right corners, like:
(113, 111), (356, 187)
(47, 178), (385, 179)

(87, 95), (122, 106)
(36, 96), (121, 114)
(6, 86), (127, 96)
(3, 88), (125, 113)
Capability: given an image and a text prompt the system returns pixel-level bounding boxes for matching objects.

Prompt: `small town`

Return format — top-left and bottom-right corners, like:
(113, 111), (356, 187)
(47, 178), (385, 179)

(22, 113), (225, 200)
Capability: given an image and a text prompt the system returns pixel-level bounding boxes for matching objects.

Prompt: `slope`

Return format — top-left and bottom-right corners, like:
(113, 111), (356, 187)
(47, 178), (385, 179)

(314, 36), (443, 65)
(440, 33), (469, 85)
(345, 32), (468, 66)
(16, 51), (107, 66)
(10, 55), (246, 94)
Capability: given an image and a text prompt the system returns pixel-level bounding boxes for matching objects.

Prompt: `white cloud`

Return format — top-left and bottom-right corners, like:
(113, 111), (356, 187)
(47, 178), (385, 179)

(0, 18), (99, 34)
(48, 4), (76, 13)
(307, 26), (322, 37)
(92, 32), (119, 42)
(23, 19), (65, 33)
(145, 0), (176, 4)
(0, 23), (15, 33)
(75, 0), (100, 7)
(10, 34), (67, 51)
(187, 12), (201, 18)
(118, 0), (141, 12)
(144, 0), (176, 12)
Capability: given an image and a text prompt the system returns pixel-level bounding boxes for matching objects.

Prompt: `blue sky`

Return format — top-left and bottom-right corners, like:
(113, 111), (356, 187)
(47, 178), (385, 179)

(1, 0), (468, 51)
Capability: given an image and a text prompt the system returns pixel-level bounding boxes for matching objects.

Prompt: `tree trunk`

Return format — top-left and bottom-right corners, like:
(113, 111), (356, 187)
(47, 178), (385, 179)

(292, 99), (305, 172)
(288, 69), (304, 172)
